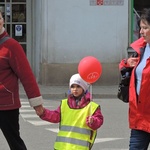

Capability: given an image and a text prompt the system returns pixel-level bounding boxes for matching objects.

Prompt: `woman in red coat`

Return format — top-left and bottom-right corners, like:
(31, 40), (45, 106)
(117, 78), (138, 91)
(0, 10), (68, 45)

(0, 10), (43, 150)
(119, 8), (150, 150)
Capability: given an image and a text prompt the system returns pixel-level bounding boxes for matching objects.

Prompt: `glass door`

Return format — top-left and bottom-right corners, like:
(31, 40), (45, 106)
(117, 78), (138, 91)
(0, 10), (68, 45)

(0, 0), (27, 53)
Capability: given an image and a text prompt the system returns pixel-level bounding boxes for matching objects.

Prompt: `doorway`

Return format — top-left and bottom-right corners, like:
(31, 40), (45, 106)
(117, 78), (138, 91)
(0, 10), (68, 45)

(0, 0), (27, 54)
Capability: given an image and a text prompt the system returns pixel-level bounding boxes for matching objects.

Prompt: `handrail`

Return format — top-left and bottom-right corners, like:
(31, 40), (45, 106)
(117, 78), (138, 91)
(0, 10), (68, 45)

(133, 8), (140, 18)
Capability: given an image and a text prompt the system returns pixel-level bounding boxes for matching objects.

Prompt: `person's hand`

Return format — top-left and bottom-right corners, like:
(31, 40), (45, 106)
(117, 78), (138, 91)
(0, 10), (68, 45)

(34, 105), (44, 116)
(86, 116), (94, 125)
(127, 57), (138, 67)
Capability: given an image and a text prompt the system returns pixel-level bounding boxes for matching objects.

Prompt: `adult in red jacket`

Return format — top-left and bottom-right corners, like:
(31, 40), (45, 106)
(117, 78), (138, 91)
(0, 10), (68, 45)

(119, 8), (150, 150)
(0, 11), (43, 149)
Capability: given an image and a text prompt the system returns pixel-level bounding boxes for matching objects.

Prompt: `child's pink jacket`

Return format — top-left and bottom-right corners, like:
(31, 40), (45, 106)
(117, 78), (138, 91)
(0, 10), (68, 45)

(40, 92), (103, 130)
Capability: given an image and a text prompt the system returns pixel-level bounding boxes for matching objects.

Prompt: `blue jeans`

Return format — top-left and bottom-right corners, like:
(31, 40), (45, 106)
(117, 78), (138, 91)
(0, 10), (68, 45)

(129, 129), (150, 150)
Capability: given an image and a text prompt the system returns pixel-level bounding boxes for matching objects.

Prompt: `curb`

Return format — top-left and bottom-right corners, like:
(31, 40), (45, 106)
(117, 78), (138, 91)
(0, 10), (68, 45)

(20, 93), (117, 100)
(19, 84), (118, 100)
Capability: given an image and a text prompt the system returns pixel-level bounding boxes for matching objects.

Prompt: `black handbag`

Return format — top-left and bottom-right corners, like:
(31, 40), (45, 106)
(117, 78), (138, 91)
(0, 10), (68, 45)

(117, 67), (133, 103)
(117, 51), (138, 103)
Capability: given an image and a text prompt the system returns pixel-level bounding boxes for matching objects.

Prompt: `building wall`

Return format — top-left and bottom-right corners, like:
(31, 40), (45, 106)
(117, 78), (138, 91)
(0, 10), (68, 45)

(33, 0), (129, 85)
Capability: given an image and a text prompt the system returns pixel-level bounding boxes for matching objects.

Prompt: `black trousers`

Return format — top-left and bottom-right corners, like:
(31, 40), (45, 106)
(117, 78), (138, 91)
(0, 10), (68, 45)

(0, 109), (27, 150)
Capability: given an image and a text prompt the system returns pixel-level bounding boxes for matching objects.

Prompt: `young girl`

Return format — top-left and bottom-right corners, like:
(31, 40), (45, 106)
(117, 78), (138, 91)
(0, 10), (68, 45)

(39, 73), (104, 150)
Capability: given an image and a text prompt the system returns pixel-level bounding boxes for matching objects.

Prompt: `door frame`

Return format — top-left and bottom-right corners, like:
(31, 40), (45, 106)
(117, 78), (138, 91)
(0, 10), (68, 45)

(129, 0), (134, 44)
(26, 0), (32, 64)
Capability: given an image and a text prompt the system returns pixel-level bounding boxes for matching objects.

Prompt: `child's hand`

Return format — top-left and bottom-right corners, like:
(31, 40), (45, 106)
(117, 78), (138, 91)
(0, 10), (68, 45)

(86, 116), (94, 125)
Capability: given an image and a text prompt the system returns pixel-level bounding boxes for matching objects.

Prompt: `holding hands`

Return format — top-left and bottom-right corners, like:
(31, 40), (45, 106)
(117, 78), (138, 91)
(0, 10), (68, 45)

(34, 105), (44, 116)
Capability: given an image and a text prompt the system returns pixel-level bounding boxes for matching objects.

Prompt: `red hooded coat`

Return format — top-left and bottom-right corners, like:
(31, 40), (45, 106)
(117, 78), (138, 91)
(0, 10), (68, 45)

(119, 37), (150, 133)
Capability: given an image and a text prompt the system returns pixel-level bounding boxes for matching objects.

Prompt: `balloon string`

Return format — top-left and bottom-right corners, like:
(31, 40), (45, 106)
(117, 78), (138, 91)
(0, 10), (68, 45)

(89, 84), (92, 116)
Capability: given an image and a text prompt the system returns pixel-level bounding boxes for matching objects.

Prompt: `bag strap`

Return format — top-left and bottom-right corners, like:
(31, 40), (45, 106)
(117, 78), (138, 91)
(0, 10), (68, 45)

(0, 36), (10, 45)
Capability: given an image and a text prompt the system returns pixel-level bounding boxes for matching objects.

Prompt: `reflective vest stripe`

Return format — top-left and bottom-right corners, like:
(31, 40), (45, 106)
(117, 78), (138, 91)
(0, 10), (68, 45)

(56, 136), (90, 147)
(60, 125), (91, 135)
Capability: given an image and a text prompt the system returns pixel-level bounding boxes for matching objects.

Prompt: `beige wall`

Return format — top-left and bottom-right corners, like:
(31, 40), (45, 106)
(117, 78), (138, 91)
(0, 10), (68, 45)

(39, 63), (119, 86)
(32, 0), (128, 85)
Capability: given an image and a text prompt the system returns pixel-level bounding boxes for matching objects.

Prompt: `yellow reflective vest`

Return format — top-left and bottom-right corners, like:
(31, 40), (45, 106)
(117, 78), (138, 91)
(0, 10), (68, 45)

(54, 99), (99, 150)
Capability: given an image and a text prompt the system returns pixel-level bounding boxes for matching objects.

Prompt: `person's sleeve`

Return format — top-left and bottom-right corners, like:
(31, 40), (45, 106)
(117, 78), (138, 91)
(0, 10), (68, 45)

(40, 106), (61, 123)
(8, 39), (43, 107)
(86, 106), (104, 130)
(119, 59), (130, 70)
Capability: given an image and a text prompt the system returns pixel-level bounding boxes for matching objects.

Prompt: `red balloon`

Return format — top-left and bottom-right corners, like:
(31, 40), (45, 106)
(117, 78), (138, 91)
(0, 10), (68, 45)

(78, 56), (102, 84)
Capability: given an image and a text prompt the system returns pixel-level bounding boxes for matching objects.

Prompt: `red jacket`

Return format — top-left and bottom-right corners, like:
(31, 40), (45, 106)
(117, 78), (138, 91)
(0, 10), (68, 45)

(0, 31), (43, 110)
(40, 92), (104, 130)
(119, 37), (150, 133)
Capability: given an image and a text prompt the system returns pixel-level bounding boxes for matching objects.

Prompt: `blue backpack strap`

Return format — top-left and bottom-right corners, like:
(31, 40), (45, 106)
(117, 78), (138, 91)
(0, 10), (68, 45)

(0, 36), (10, 45)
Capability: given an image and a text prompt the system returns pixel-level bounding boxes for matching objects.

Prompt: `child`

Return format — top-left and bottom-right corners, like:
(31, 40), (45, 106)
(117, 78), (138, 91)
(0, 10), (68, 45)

(39, 73), (104, 150)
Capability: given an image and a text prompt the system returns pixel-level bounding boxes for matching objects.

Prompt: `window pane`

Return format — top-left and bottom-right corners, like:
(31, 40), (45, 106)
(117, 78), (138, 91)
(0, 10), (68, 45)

(12, 0), (26, 2)
(12, 4), (26, 22)
(0, 5), (5, 17)
(12, 24), (26, 42)
(6, 24), (10, 35)
(6, 4), (11, 22)
(21, 44), (26, 54)
(0, 4), (11, 22)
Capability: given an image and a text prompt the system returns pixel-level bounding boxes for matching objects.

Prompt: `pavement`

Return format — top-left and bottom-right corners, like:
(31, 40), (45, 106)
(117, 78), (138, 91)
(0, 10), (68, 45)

(19, 83), (118, 100)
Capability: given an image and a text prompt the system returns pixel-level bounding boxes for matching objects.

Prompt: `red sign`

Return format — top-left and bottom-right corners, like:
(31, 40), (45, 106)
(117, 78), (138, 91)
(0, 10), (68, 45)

(97, 0), (103, 5)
